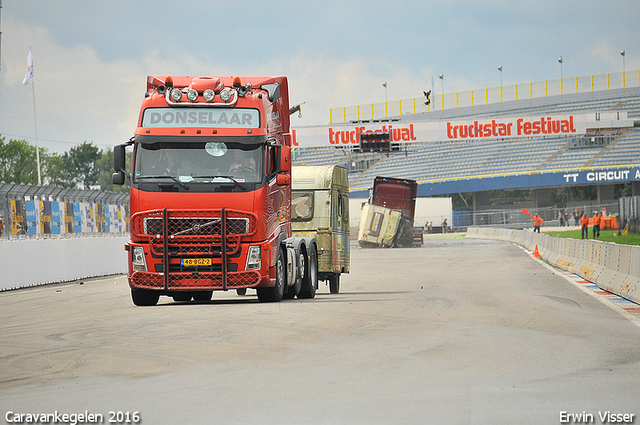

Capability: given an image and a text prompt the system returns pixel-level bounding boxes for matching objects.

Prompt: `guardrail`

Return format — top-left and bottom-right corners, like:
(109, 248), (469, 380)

(465, 227), (640, 305)
(330, 70), (640, 123)
(0, 235), (129, 291)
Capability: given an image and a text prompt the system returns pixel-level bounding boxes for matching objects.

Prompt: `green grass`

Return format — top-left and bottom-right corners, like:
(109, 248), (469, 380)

(543, 229), (640, 245)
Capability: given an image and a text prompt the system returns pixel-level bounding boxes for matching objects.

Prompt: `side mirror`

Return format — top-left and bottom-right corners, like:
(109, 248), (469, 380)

(112, 143), (128, 186)
(114, 144), (126, 173)
(112, 171), (125, 185)
(279, 145), (291, 173)
(276, 173), (291, 186)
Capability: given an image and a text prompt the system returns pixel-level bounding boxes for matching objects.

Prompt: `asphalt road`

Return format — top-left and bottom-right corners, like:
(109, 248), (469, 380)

(1, 237), (639, 425)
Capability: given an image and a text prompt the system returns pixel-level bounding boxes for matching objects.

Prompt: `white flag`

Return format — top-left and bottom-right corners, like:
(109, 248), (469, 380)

(22, 50), (34, 85)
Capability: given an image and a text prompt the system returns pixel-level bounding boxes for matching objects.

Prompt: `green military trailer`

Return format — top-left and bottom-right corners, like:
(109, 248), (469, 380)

(291, 165), (350, 293)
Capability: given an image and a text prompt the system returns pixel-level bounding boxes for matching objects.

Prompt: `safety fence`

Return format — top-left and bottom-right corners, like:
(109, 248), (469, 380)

(0, 182), (129, 241)
(466, 227), (640, 306)
(453, 202), (620, 230)
(618, 195), (640, 221)
(330, 70), (640, 123)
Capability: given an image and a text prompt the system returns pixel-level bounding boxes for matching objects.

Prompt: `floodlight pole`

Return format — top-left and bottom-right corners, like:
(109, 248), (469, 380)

(558, 55), (563, 94)
(621, 50), (626, 87)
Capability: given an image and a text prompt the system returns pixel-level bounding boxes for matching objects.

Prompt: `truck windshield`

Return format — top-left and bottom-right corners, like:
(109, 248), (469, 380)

(133, 137), (264, 185)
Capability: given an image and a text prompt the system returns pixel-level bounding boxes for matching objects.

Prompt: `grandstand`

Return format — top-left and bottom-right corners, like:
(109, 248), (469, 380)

(292, 84), (640, 214)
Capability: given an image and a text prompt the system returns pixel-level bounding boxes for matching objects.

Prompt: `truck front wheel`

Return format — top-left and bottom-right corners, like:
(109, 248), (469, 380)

(192, 291), (213, 302)
(257, 246), (285, 302)
(131, 289), (160, 306)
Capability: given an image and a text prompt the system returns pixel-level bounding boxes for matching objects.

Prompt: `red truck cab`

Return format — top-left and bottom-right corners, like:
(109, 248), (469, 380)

(113, 75), (318, 305)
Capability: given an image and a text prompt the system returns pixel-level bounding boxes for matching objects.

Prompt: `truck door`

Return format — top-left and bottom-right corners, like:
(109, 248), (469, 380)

(332, 190), (349, 273)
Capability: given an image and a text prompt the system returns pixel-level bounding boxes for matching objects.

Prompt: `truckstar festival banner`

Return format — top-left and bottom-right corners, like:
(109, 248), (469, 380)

(291, 114), (593, 148)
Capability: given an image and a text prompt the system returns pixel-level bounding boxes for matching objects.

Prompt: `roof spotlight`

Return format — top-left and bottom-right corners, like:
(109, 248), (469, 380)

(220, 88), (232, 102)
(170, 88), (183, 102)
(186, 89), (198, 102)
(203, 89), (215, 102)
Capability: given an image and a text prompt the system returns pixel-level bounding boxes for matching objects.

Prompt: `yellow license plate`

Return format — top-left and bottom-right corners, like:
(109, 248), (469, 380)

(181, 258), (212, 266)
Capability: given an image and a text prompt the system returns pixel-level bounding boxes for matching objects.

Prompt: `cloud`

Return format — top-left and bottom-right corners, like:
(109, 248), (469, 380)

(1, 18), (145, 152)
(1, 16), (439, 151)
(3, 1), (640, 153)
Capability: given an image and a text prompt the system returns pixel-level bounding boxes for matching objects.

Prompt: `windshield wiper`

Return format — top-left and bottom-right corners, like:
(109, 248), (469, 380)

(137, 175), (189, 190)
(192, 175), (246, 190)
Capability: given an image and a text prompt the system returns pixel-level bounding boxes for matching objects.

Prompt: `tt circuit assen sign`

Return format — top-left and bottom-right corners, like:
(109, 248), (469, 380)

(346, 166), (640, 198)
(291, 114), (589, 147)
(407, 167), (640, 198)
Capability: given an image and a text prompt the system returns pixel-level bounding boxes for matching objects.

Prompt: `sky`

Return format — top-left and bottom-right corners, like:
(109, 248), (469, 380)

(1, 0), (639, 154)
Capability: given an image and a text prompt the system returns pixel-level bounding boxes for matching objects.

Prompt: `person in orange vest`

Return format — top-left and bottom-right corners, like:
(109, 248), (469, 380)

(532, 214), (544, 233)
(580, 212), (590, 239)
(592, 211), (602, 238)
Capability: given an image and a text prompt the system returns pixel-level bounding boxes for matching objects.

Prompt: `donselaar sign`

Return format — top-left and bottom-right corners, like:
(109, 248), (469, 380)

(141, 107), (260, 128)
(291, 114), (589, 148)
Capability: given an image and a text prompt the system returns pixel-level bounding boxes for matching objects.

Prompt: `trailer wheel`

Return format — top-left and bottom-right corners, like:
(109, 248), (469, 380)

(257, 246), (285, 302)
(329, 274), (340, 294)
(131, 289), (160, 306)
(298, 243), (317, 299)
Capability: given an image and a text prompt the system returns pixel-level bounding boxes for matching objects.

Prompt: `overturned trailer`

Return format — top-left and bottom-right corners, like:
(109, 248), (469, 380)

(358, 176), (423, 248)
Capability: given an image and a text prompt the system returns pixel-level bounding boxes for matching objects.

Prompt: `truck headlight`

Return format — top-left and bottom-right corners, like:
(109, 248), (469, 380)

(245, 246), (261, 270)
(132, 246), (148, 271)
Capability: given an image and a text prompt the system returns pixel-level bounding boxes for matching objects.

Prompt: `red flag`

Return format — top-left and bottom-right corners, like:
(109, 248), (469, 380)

(521, 208), (532, 217)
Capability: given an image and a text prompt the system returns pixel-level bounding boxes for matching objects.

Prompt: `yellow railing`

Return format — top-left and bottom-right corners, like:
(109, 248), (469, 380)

(329, 70), (640, 124)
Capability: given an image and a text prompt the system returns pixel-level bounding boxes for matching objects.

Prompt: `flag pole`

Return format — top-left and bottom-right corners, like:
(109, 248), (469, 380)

(24, 47), (41, 185)
(32, 79), (41, 185)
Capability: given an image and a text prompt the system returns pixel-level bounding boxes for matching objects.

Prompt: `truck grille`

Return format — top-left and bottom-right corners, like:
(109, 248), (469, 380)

(130, 208), (260, 291)
(132, 209), (256, 240)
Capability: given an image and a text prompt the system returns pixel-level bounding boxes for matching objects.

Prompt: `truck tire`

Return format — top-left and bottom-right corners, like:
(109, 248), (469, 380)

(329, 274), (340, 294)
(298, 243), (317, 299)
(257, 246), (285, 302)
(284, 251), (304, 299)
(131, 289), (160, 306)
(172, 292), (193, 302)
(192, 291), (213, 302)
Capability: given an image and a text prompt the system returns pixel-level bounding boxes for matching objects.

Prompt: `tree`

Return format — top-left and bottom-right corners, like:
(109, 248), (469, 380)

(67, 142), (100, 189)
(0, 136), (48, 184)
(45, 152), (75, 188)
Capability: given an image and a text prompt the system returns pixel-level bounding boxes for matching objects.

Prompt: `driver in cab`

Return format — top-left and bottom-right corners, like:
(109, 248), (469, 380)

(228, 150), (256, 175)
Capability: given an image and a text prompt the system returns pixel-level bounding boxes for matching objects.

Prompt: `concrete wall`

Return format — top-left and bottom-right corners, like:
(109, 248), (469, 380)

(466, 227), (640, 305)
(0, 236), (129, 291)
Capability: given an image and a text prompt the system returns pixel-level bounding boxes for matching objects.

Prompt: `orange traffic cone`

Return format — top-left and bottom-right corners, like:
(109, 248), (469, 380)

(533, 245), (540, 258)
